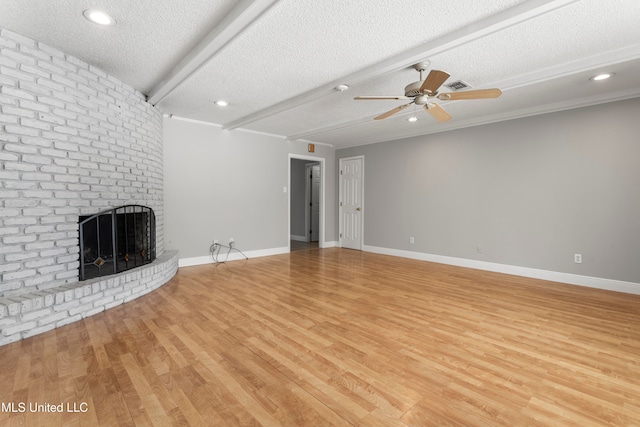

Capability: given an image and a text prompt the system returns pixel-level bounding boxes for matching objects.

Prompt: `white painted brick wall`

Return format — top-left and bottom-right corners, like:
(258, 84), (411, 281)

(0, 28), (164, 297)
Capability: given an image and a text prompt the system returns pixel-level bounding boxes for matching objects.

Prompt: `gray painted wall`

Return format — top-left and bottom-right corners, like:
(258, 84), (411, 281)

(163, 118), (335, 259)
(337, 98), (640, 283)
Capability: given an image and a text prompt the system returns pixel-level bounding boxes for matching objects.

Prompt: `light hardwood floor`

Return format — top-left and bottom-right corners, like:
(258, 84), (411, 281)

(1, 248), (640, 426)
(290, 240), (319, 252)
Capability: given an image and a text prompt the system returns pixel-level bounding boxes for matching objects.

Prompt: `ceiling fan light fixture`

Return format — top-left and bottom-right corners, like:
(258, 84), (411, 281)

(590, 73), (614, 81)
(83, 9), (116, 26)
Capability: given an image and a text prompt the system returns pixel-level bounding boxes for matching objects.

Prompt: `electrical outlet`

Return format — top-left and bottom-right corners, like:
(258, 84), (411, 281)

(229, 237), (234, 243)
(476, 244), (482, 254)
(214, 239), (219, 245)
(409, 237), (415, 244)
(574, 254), (582, 264)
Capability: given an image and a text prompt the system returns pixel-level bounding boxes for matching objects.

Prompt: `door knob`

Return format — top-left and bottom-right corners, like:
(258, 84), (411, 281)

(356, 207), (361, 211)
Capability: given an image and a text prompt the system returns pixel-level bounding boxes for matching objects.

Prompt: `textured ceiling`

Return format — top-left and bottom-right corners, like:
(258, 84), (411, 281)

(1, 0), (639, 148)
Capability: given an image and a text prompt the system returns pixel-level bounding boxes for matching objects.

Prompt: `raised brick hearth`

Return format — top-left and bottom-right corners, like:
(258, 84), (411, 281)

(0, 251), (178, 346)
(0, 28), (175, 344)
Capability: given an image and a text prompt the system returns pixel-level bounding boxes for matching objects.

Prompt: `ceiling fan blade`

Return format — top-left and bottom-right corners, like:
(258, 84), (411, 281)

(419, 70), (450, 94)
(374, 103), (413, 120)
(355, 96), (412, 100)
(425, 103), (452, 122)
(437, 88), (502, 100)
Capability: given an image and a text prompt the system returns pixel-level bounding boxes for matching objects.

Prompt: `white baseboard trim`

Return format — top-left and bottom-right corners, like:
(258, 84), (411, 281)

(363, 245), (640, 295)
(321, 240), (338, 248)
(290, 235), (307, 242)
(178, 246), (290, 268)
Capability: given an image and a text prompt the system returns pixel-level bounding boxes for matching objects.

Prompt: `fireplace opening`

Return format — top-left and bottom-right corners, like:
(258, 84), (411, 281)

(79, 205), (156, 281)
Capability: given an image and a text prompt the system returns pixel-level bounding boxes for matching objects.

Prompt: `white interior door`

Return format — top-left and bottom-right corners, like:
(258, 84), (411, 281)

(339, 157), (363, 250)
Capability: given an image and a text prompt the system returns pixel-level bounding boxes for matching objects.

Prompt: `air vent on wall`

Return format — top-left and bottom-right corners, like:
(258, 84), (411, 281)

(445, 80), (472, 91)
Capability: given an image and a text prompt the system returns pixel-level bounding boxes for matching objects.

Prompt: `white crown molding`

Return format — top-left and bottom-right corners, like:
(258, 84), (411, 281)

(162, 114), (289, 140)
(363, 245), (640, 295)
(234, 127), (287, 140)
(164, 114), (223, 127)
(499, 43), (640, 91)
(164, 113), (336, 145)
(287, 116), (373, 142)
(287, 138), (334, 148)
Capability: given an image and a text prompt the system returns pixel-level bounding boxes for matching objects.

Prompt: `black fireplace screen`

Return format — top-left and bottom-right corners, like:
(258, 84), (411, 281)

(79, 205), (156, 281)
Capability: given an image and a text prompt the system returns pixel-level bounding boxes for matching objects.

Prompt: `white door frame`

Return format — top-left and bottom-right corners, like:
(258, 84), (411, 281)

(339, 155), (364, 249)
(289, 154), (325, 250)
(305, 162), (320, 242)
(304, 163), (312, 242)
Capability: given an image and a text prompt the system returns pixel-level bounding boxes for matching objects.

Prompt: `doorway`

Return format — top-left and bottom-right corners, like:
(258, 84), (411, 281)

(289, 155), (325, 252)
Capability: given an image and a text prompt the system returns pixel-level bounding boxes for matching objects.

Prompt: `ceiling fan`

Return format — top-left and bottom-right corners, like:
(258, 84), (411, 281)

(355, 62), (502, 122)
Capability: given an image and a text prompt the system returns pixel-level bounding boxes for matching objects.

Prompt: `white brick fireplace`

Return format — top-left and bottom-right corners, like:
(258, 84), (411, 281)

(0, 28), (177, 345)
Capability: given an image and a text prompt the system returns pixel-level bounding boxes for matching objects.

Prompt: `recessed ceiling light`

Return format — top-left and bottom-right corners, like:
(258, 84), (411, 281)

(335, 84), (349, 92)
(83, 9), (116, 26)
(407, 116), (418, 122)
(590, 73), (614, 81)
(214, 100), (228, 107)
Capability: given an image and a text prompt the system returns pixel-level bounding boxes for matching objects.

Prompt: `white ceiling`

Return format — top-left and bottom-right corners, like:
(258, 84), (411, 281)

(2, 0), (639, 148)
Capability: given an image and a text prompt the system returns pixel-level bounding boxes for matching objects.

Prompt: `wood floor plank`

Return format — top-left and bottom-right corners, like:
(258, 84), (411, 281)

(192, 346), (281, 426)
(1, 248), (640, 426)
(119, 352), (171, 426)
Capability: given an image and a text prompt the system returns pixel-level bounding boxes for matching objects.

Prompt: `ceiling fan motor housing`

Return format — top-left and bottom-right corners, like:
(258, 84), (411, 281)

(405, 81), (426, 97)
(414, 95), (430, 106)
